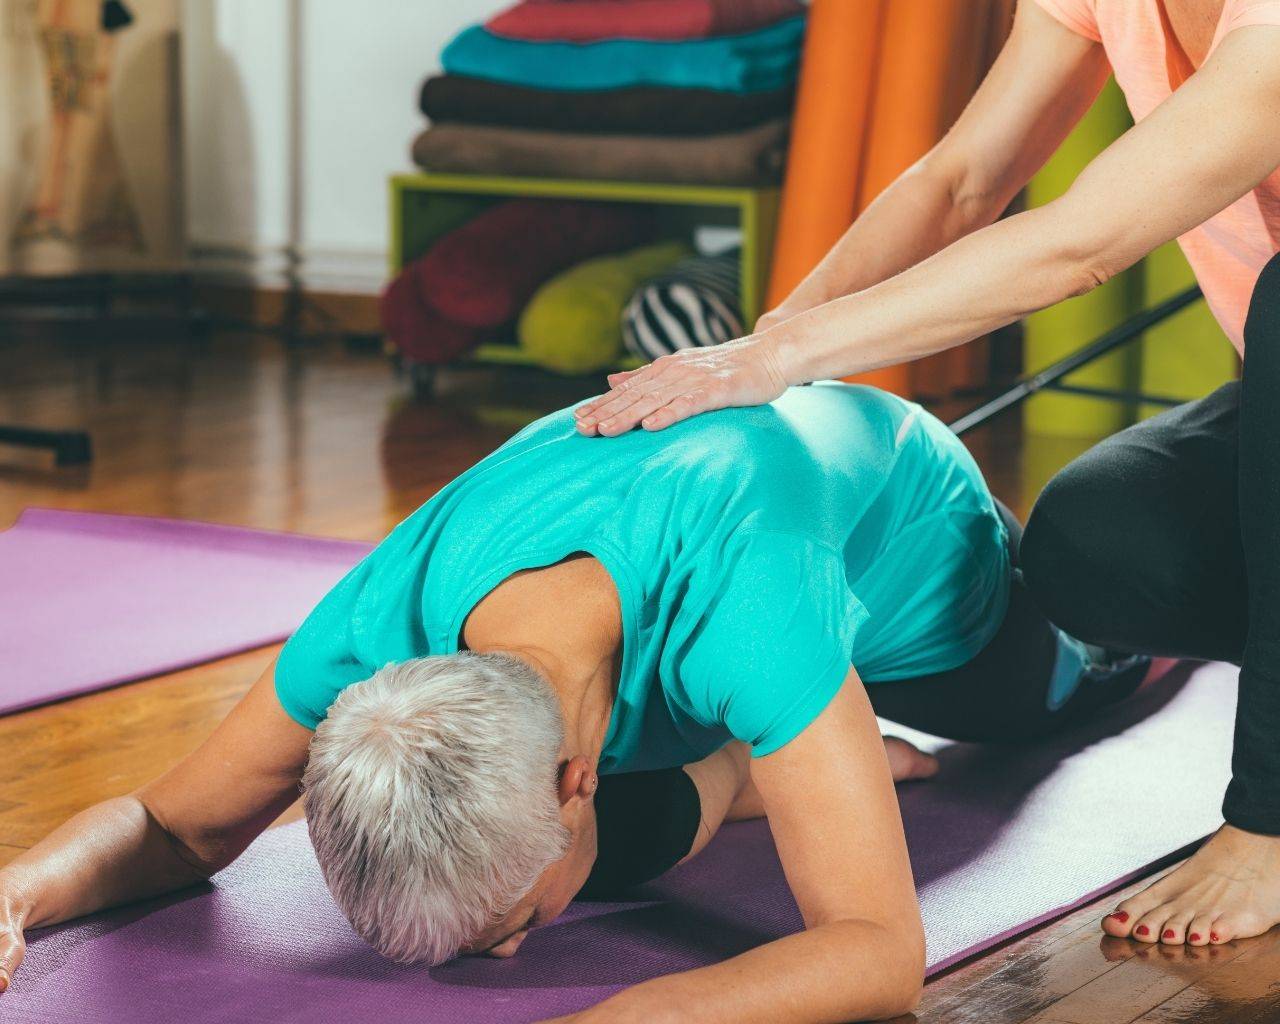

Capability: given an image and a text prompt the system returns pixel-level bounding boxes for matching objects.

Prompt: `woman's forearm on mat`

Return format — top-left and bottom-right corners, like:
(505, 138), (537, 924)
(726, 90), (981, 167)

(762, 156), (1011, 327)
(0, 795), (209, 930)
(561, 918), (922, 1024)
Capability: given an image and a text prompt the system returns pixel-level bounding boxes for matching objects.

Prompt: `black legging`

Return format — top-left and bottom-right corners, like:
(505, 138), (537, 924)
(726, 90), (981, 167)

(1020, 250), (1280, 836)
(866, 501), (1140, 744)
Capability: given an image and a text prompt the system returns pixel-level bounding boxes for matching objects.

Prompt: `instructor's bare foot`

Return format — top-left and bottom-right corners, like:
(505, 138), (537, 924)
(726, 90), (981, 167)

(1102, 824), (1280, 945)
(884, 736), (939, 783)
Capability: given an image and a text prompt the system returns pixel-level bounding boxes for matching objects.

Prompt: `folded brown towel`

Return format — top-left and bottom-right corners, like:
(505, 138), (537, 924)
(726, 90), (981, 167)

(410, 119), (789, 187)
(419, 75), (795, 136)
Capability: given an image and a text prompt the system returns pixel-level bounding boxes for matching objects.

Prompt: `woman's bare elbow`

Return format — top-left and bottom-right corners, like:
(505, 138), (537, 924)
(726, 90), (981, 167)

(878, 966), (925, 1019)
(891, 982), (926, 1019)
(867, 921), (927, 1018)
(1031, 198), (1133, 303)
(1063, 255), (1117, 299)
(895, 933), (928, 1013)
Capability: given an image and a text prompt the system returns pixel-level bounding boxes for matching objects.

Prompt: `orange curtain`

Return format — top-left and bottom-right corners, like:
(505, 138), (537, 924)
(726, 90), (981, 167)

(767, 1), (1013, 396)
(857, 0), (1004, 395)
(765, 0), (885, 308)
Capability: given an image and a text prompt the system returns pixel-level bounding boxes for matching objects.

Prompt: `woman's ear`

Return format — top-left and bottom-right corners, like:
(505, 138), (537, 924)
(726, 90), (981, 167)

(557, 755), (598, 805)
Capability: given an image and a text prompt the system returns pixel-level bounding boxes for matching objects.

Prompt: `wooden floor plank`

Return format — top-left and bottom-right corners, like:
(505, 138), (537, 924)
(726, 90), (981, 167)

(1133, 932), (1280, 1023)
(916, 866), (1188, 1023)
(919, 916), (1140, 1023)
(1019, 941), (1251, 1024)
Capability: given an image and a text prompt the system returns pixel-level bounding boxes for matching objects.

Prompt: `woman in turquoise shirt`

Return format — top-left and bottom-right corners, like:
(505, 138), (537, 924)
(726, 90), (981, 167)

(0, 384), (1143, 1022)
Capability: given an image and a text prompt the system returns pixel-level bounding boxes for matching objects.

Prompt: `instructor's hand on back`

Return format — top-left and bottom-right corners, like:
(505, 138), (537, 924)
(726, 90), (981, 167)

(574, 329), (791, 437)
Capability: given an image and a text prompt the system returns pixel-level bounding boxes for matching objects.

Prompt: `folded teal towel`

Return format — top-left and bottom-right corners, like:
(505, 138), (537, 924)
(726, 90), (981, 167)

(441, 16), (805, 95)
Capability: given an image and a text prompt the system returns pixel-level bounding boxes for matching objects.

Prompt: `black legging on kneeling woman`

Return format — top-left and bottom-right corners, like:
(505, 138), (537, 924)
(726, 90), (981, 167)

(1020, 249), (1280, 836)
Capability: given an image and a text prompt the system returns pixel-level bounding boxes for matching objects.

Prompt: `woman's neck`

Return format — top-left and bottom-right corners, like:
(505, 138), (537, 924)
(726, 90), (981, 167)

(504, 644), (617, 764)
(462, 554), (624, 765)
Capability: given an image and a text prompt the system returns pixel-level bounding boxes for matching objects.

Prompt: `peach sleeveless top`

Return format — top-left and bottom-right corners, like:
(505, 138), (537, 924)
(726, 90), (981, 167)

(1035, 0), (1280, 349)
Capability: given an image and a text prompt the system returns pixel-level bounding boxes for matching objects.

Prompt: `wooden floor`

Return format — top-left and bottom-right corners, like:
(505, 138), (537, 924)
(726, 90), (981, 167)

(1, 324), (1275, 1023)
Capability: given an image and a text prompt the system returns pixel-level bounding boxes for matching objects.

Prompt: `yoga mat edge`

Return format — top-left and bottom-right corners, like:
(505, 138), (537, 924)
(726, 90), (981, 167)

(0, 509), (372, 716)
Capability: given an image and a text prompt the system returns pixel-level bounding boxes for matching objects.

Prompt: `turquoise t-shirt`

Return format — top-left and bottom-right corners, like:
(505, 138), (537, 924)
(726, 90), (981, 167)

(276, 383), (1009, 774)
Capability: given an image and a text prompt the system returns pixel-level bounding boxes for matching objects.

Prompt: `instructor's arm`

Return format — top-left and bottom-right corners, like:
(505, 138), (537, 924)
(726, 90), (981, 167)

(0, 663), (311, 993)
(577, 10), (1280, 436)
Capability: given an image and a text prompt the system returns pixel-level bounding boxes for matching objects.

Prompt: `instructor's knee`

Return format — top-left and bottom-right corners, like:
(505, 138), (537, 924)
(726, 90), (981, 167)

(1020, 468), (1131, 641)
(1244, 250), (1280, 356)
(1020, 503), (1084, 635)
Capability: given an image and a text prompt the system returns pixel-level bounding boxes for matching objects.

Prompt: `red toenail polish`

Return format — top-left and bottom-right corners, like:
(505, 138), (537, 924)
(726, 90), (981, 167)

(1210, 932), (1220, 942)
(1136, 925), (1149, 936)
(1111, 911), (1129, 923)
(1163, 929), (1175, 940)
(1190, 933), (1201, 942)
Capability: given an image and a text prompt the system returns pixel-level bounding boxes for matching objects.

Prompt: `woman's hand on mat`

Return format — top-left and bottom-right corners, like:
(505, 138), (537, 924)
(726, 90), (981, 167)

(0, 883), (28, 994)
(575, 335), (790, 436)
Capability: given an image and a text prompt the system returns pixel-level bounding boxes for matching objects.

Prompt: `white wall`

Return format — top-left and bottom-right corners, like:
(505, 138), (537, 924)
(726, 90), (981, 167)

(182, 0), (496, 294)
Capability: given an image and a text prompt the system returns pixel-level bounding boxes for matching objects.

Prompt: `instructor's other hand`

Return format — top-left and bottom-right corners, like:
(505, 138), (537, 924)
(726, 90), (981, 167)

(575, 335), (788, 437)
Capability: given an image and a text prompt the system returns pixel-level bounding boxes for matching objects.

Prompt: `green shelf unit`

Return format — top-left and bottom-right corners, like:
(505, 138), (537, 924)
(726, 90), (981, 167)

(388, 172), (780, 372)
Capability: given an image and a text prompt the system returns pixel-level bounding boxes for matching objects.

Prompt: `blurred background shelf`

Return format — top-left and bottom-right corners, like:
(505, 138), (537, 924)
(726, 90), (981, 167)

(389, 172), (780, 373)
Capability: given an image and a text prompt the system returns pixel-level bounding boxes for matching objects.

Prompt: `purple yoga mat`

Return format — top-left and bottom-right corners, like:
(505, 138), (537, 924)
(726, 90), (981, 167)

(0, 508), (372, 715)
(4, 662), (1237, 1024)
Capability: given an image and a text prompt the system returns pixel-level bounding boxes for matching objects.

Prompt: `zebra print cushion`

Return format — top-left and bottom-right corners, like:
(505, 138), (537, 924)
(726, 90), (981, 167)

(621, 250), (744, 361)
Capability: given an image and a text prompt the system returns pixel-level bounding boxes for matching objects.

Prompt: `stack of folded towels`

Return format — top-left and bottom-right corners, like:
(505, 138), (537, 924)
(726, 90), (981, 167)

(412, 0), (806, 186)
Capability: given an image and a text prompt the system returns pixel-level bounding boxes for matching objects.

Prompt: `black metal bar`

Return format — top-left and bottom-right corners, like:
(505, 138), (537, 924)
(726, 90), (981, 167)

(0, 271), (192, 302)
(0, 425), (93, 466)
(1045, 382), (1186, 408)
(949, 284), (1203, 436)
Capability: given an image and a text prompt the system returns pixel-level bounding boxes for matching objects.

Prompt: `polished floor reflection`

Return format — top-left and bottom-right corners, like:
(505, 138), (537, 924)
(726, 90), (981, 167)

(2, 325), (1271, 1023)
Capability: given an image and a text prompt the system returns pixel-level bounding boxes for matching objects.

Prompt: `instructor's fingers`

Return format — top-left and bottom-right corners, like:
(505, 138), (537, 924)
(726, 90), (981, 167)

(575, 366), (657, 429)
(605, 368), (641, 388)
(578, 368), (675, 435)
(640, 389), (716, 432)
(595, 382), (691, 437)
(594, 375), (693, 436)
(576, 376), (638, 426)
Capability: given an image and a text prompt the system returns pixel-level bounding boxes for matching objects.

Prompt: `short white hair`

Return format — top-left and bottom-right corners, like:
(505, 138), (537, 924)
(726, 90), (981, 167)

(302, 652), (569, 964)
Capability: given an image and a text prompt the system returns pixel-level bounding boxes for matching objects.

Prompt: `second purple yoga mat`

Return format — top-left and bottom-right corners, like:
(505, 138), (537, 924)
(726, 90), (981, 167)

(4, 662), (1236, 1024)
(0, 508), (372, 715)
